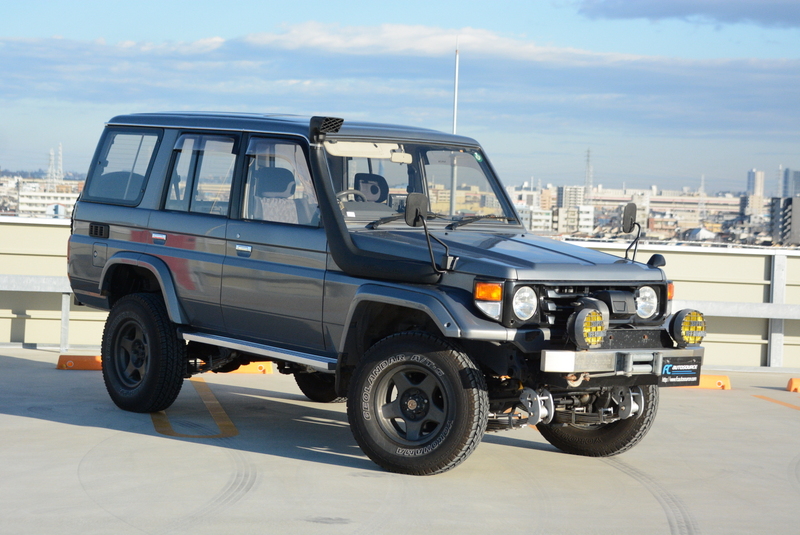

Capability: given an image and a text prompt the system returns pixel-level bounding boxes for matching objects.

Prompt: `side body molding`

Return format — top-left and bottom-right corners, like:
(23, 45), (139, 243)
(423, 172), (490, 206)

(100, 251), (188, 325)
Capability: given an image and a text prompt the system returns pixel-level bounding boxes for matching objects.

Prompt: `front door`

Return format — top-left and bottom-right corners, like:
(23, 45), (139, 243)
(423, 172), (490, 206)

(221, 136), (327, 352)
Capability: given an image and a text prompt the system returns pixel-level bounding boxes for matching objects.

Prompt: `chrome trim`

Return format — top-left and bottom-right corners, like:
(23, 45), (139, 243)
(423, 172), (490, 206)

(180, 332), (337, 372)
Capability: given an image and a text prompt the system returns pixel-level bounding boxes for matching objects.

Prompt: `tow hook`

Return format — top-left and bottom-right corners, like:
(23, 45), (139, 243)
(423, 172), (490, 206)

(520, 388), (555, 425)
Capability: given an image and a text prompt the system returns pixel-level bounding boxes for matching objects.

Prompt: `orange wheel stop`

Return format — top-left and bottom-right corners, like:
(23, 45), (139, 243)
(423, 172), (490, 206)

(680, 374), (731, 390)
(229, 362), (273, 374)
(56, 355), (102, 370)
(788, 378), (800, 393)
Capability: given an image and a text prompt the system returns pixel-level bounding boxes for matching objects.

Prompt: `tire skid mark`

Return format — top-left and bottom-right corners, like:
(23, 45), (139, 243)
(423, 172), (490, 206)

(157, 439), (257, 535)
(790, 454), (800, 496)
(603, 458), (699, 535)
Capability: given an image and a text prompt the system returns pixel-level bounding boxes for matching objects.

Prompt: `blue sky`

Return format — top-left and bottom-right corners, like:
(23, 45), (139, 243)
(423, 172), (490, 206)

(1, 0), (799, 194)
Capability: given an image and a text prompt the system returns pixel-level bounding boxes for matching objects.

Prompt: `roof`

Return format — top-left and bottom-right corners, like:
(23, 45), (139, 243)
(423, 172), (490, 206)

(106, 112), (480, 146)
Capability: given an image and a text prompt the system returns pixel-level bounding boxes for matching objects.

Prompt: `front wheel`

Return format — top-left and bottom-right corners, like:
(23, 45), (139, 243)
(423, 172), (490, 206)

(536, 385), (659, 456)
(347, 332), (488, 475)
(101, 293), (186, 413)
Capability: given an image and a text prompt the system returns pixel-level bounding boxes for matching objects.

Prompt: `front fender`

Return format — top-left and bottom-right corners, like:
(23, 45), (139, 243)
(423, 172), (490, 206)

(338, 283), (520, 352)
(100, 251), (188, 325)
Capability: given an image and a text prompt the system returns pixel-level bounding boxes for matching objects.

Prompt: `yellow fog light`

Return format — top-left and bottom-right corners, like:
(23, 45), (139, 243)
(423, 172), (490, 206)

(671, 309), (706, 347)
(571, 308), (607, 349)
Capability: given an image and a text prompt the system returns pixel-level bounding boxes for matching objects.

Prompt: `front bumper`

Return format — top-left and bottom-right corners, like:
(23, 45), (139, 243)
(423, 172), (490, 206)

(541, 346), (704, 386)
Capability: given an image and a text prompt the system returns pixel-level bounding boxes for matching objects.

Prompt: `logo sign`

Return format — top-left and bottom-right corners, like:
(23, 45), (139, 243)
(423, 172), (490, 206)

(659, 356), (702, 387)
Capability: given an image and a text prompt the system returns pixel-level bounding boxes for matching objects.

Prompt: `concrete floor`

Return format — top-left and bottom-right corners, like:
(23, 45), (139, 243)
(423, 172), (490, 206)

(1, 347), (798, 535)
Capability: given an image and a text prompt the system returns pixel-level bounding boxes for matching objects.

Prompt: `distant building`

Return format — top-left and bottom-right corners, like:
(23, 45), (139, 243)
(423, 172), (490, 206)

(557, 185), (585, 208)
(740, 195), (766, 217)
(747, 169), (765, 197)
(771, 197), (800, 246)
(783, 168), (800, 198)
(554, 205), (594, 234)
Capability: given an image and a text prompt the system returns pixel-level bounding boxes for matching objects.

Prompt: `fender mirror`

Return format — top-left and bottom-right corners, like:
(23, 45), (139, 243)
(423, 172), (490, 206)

(405, 193), (429, 227)
(622, 203), (637, 234)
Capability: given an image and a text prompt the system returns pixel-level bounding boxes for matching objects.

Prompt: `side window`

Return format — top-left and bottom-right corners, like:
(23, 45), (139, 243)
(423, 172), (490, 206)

(164, 134), (236, 216)
(242, 138), (318, 226)
(84, 130), (159, 204)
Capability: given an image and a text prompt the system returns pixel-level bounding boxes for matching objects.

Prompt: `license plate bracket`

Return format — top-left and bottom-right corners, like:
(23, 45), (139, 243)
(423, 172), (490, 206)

(659, 356), (702, 387)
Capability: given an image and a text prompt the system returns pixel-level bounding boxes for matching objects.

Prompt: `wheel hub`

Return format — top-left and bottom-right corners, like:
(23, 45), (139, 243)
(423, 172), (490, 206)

(131, 340), (146, 366)
(400, 389), (429, 420)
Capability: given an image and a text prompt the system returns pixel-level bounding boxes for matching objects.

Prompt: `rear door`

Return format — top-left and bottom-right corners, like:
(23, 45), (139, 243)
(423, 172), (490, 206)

(221, 135), (328, 352)
(147, 132), (238, 331)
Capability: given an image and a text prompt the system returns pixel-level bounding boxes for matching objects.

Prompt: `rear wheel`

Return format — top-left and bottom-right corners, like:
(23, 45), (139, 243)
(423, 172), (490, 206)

(101, 293), (186, 413)
(536, 385), (659, 456)
(347, 332), (488, 475)
(294, 371), (345, 403)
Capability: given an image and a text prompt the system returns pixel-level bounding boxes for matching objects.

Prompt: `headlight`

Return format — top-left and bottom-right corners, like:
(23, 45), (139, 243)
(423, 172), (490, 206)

(512, 286), (537, 321)
(670, 309), (706, 347)
(635, 286), (658, 319)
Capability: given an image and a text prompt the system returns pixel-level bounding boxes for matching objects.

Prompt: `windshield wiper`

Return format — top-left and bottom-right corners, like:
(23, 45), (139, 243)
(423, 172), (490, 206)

(367, 212), (449, 229)
(445, 214), (512, 230)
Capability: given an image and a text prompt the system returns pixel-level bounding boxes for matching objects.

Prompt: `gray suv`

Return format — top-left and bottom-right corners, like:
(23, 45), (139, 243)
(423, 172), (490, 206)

(68, 112), (705, 475)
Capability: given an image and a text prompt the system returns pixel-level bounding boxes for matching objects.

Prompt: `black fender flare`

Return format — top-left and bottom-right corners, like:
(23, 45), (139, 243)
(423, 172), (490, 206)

(99, 251), (188, 325)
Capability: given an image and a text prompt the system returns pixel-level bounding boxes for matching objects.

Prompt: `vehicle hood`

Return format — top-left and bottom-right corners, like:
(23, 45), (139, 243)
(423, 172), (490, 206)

(351, 228), (664, 282)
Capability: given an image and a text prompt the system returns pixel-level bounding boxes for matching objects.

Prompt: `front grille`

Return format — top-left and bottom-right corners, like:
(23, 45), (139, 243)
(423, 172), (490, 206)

(538, 284), (665, 345)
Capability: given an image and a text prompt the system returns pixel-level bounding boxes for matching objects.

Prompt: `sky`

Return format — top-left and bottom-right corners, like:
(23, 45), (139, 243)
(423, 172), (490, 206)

(1, 0), (798, 194)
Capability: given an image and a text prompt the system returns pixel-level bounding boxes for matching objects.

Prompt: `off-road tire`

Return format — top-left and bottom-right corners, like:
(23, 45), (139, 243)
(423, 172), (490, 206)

(347, 332), (488, 475)
(294, 371), (346, 403)
(536, 385), (659, 456)
(101, 293), (186, 413)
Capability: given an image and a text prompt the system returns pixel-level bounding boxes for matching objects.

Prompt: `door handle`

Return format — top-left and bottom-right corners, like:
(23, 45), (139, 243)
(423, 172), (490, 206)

(235, 244), (252, 257)
(151, 232), (167, 244)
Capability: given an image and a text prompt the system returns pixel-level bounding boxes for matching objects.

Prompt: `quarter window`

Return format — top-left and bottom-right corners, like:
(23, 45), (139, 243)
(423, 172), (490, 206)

(84, 130), (159, 204)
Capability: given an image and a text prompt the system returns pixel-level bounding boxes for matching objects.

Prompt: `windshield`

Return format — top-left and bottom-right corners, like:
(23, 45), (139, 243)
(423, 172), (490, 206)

(323, 140), (515, 228)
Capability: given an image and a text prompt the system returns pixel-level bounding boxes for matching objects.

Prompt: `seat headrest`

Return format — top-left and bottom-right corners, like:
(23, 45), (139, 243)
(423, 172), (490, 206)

(253, 167), (296, 198)
(355, 173), (388, 203)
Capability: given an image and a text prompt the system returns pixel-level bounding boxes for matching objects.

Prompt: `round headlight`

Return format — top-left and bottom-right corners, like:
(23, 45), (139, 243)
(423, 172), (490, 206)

(635, 286), (658, 319)
(512, 286), (538, 321)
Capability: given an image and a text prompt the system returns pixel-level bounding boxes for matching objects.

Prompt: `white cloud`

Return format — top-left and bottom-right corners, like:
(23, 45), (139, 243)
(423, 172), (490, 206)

(0, 24), (798, 186)
(243, 22), (643, 64)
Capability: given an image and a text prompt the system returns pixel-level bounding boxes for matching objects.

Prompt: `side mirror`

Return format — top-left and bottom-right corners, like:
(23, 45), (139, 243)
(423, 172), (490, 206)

(622, 203), (637, 234)
(647, 254), (666, 268)
(405, 192), (429, 227)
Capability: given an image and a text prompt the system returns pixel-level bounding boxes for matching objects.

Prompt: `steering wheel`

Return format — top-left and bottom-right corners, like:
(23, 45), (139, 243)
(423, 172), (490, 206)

(336, 189), (367, 202)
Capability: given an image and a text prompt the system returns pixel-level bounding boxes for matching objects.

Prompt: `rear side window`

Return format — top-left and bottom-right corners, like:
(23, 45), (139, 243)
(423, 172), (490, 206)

(164, 134), (237, 216)
(84, 129), (160, 205)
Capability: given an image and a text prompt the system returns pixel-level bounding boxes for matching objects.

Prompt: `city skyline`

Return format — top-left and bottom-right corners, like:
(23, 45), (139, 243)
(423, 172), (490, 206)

(1, 1), (798, 194)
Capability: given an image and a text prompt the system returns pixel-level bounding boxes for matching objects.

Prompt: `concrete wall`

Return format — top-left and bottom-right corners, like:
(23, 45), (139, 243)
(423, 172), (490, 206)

(2, 216), (798, 368)
(575, 241), (800, 369)
(0, 217), (107, 348)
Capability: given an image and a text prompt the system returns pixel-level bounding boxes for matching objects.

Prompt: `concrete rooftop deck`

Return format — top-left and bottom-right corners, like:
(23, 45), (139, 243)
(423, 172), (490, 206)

(1, 347), (798, 535)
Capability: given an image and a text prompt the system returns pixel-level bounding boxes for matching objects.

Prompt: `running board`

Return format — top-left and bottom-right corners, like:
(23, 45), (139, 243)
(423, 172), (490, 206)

(180, 332), (337, 372)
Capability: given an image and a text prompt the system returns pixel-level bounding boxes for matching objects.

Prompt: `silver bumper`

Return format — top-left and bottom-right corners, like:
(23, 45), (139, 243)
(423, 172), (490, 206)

(541, 347), (704, 375)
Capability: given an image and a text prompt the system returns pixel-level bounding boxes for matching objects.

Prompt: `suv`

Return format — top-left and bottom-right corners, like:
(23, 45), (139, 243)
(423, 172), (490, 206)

(68, 112), (705, 475)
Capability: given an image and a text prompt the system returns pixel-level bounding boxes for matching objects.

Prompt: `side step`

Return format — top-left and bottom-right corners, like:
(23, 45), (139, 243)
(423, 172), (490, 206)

(180, 332), (337, 372)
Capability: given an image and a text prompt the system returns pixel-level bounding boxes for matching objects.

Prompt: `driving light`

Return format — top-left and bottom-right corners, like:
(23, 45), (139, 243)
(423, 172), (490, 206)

(475, 282), (503, 321)
(512, 286), (537, 321)
(570, 308), (607, 350)
(635, 286), (658, 319)
(670, 309), (706, 347)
